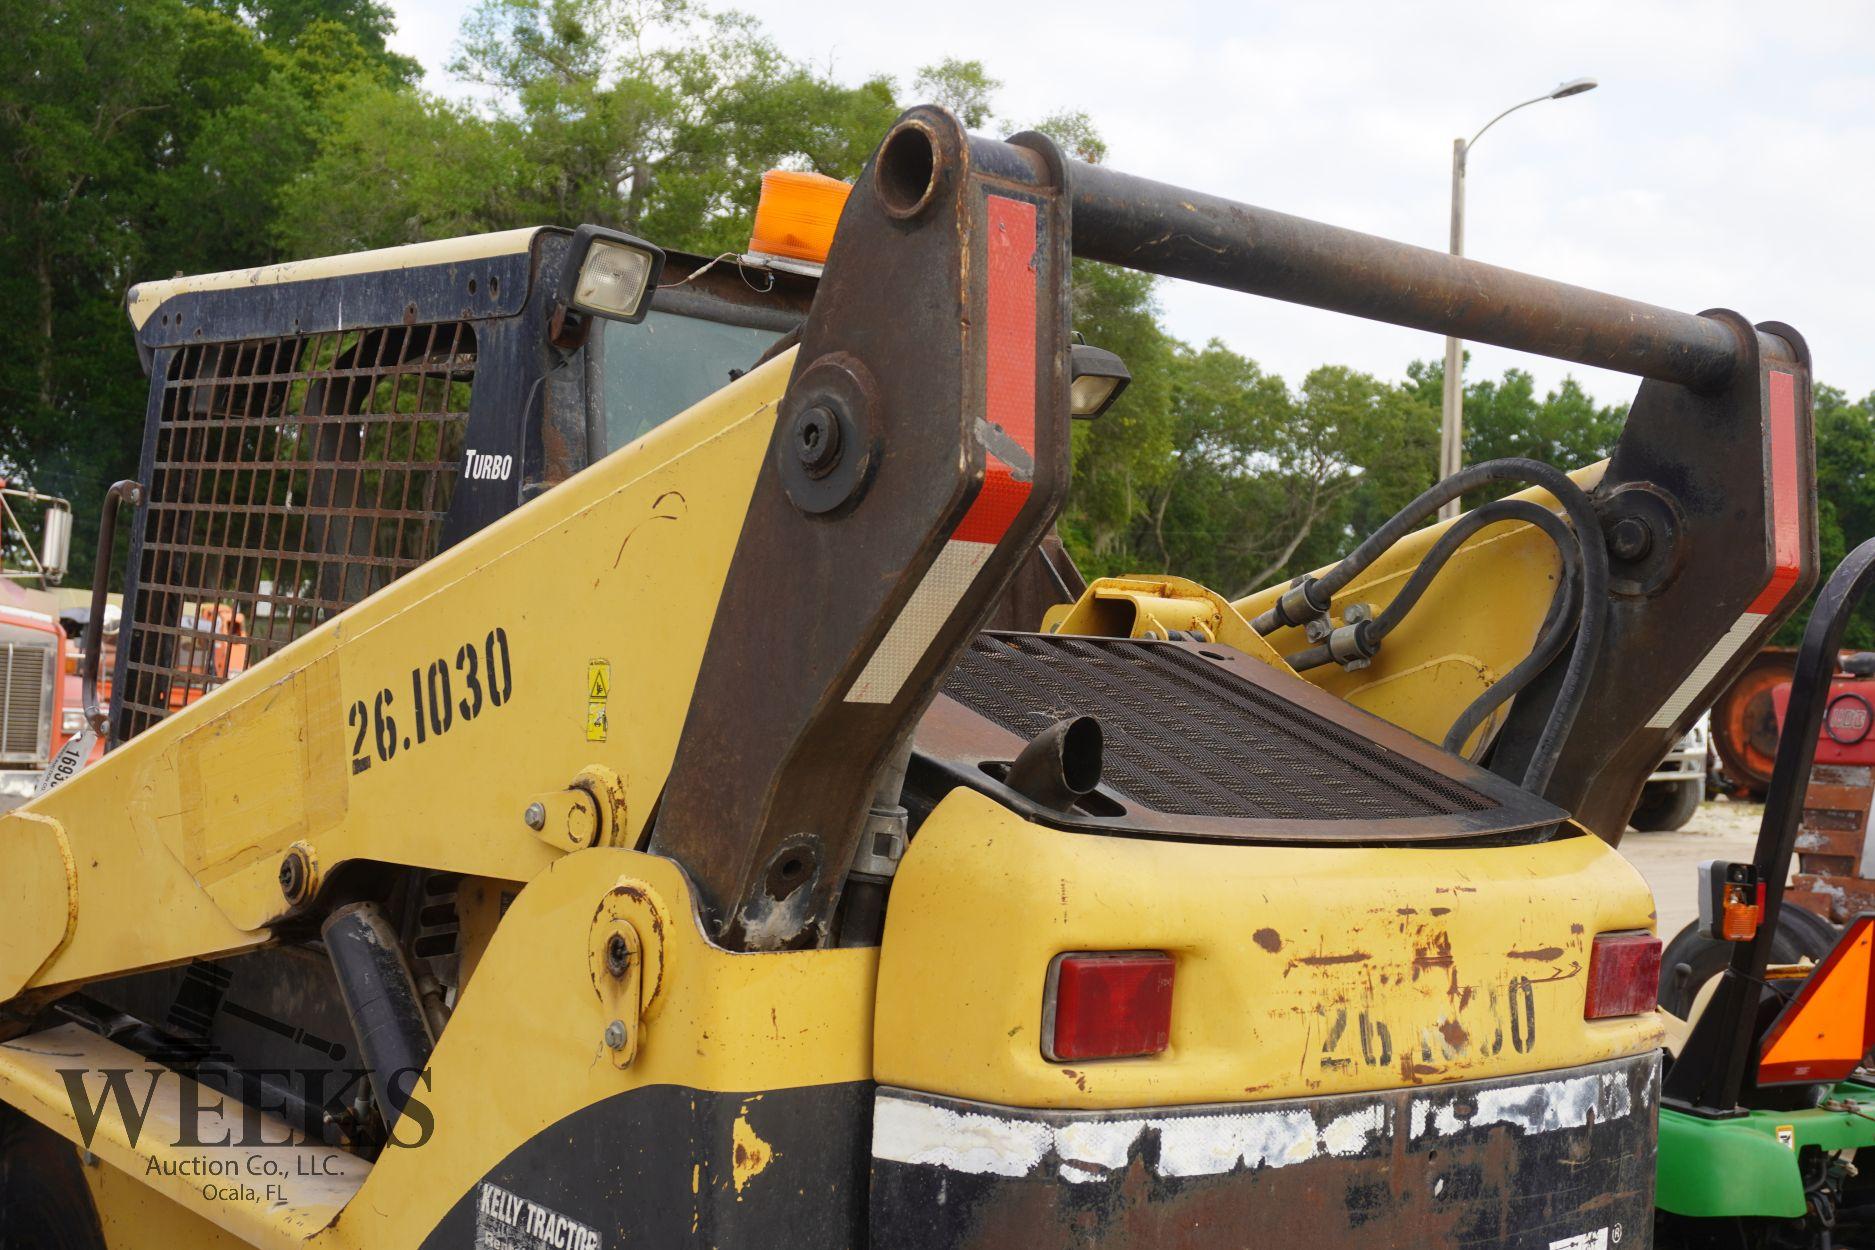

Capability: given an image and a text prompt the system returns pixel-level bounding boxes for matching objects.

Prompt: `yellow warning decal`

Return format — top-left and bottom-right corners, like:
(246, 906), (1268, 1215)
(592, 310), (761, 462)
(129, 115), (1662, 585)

(586, 660), (610, 742)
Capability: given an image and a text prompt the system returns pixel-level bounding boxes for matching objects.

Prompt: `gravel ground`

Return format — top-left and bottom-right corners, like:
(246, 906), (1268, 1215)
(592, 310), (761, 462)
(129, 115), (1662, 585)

(1616, 797), (1768, 939)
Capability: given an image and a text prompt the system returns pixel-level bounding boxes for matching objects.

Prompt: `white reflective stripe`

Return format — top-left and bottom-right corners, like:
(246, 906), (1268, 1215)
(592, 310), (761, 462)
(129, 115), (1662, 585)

(844, 539), (994, 704)
(873, 1072), (1644, 1183)
(870, 1094), (1389, 1181)
(1646, 611), (1765, 730)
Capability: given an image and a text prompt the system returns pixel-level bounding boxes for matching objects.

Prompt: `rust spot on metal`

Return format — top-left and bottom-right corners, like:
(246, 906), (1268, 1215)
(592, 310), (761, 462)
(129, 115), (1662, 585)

(1291, 950), (1370, 969)
(1412, 933), (1459, 997)
(730, 1108), (773, 1194)
(1061, 1068), (1089, 1092)
(1570, 923), (1585, 934)
(1430, 906), (1451, 916)
(1507, 946), (1565, 961)
(1439, 1019), (1469, 1050)
(1253, 927), (1282, 953)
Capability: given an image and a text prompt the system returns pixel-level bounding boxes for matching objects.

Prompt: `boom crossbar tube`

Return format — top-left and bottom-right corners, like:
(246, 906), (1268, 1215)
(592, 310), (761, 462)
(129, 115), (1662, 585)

(1052, 153), (1774, 390)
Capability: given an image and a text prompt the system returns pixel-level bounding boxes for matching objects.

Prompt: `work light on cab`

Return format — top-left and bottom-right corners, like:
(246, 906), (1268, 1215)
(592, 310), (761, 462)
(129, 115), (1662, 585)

(1041, 951), (1175, 1062)
(1069, 343), (1131, 419)
(556, 223), (666, 328)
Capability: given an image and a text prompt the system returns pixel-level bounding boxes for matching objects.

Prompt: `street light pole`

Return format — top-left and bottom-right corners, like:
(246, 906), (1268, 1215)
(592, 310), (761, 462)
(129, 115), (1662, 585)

(1437, 77), (1598, 520)
(1440, 139), (1467, 520)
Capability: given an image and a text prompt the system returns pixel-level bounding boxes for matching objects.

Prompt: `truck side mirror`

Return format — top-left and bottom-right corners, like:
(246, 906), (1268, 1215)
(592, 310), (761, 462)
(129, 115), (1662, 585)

(40, 503), (71, 584)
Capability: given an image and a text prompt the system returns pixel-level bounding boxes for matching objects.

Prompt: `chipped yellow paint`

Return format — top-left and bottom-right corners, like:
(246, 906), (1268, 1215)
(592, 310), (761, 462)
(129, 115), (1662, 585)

(875, 787), (1662, 1111)
(731, 1104), (775, 1195)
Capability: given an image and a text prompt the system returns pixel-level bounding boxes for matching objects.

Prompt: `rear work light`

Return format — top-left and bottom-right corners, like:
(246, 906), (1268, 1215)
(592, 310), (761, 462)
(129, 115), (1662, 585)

(1584, 930), (1662, 1020)
(1042, 951), (1175, 1062)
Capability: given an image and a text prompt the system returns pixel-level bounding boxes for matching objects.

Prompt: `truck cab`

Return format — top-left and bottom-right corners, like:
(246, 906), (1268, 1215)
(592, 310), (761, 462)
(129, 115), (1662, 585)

(0, 592), (68, 809)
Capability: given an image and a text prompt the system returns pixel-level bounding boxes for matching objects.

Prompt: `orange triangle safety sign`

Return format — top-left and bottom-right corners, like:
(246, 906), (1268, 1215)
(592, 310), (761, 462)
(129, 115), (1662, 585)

(1759, 914), (1875, 1085)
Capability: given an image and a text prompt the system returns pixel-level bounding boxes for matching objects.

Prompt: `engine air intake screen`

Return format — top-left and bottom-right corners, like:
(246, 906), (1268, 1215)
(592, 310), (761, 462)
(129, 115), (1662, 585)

(921, 633), (1564, 844)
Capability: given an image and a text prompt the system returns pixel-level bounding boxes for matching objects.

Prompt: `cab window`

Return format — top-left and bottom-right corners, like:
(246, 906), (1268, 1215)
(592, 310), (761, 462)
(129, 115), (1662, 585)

(600, 311), (782, 453)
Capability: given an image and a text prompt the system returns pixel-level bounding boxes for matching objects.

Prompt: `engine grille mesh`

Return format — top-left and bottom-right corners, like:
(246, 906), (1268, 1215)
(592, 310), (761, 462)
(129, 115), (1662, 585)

(117, 322), (475, 742)
(0, 641), (50, 762)
(943, 634), (1493, 822)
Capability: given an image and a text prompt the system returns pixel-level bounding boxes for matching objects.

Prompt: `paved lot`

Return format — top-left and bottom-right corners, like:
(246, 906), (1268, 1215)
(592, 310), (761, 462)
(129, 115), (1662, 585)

(1616, 798), (1766, 939)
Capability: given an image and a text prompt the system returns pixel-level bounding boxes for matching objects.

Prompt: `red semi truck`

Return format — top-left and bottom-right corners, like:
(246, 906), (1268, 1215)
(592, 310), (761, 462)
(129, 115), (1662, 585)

(0, 484), (79, 808)
(1770, 656), (1875, 920)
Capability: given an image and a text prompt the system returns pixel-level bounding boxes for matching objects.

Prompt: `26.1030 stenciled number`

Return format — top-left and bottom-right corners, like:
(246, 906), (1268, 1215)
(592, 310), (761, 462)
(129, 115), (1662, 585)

(349, 628), (513, 775)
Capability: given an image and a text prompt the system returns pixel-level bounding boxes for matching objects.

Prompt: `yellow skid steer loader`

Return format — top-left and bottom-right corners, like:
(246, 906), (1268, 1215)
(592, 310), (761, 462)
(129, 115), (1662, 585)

(0, 107), (1815, 1249)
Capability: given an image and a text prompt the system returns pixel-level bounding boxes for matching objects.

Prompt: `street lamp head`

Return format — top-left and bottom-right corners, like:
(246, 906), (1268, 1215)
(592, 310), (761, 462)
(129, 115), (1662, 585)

(1550, 77), (1599, 99)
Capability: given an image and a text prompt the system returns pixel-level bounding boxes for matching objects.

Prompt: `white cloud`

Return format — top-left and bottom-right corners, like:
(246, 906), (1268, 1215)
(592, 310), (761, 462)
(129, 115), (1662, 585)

(386, 0), (1875, 405)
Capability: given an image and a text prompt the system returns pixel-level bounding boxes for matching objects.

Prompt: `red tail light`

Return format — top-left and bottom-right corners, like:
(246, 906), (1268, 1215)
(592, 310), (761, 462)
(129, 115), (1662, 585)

(1584, 930), (1661, 1019)
(1042, 952), (1175, 1062)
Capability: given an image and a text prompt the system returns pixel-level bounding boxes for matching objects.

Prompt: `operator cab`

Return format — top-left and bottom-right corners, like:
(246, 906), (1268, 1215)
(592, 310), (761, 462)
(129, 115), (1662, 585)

(110, 189), (823, 748)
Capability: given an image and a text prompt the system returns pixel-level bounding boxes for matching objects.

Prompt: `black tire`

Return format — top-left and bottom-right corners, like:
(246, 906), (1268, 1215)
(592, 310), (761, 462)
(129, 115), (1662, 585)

(1658, 905), (1839, 1018)
(0, 1107), (106, 1250)
(1629, 779), (1704, 832)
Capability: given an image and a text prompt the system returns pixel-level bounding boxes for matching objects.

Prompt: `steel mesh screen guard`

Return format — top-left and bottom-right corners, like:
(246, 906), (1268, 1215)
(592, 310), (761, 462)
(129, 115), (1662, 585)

(117, 322), (475, 740)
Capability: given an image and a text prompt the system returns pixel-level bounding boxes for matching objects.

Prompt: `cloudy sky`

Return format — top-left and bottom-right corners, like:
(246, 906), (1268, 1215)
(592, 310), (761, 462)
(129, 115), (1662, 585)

(386, 0), (1875, 407)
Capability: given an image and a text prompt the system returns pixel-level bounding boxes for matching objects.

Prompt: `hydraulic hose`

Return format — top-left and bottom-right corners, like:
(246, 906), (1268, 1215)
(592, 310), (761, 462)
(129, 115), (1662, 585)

(1405, 502), (1582, 759)
(1262, 458), (1609, 794)
(1285, 498), (1577, 672)
(1282, 501), (1582, 767)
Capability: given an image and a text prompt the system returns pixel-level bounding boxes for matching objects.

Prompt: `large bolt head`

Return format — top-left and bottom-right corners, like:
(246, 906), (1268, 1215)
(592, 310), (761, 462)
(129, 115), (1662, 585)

(603, 1019), (628, 1050)
(1609, 515), (1653, 562)
(793, 404), (842, 478)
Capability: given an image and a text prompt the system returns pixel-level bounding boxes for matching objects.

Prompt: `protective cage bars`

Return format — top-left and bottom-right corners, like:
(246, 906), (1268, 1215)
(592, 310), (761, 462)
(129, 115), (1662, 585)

(114, 321), (477, 742)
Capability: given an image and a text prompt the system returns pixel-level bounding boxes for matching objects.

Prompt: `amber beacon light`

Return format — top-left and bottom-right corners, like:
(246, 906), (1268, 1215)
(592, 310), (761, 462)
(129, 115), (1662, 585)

(748, 170), (851, 266)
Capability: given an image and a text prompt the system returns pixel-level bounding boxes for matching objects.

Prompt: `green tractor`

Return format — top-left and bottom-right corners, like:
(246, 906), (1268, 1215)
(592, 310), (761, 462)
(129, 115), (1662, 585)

(1656, 535), (1875, 1248)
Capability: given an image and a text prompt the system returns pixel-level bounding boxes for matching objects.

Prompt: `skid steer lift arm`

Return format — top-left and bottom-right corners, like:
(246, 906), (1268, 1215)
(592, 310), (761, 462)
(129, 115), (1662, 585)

(659, 109), (1814, 948)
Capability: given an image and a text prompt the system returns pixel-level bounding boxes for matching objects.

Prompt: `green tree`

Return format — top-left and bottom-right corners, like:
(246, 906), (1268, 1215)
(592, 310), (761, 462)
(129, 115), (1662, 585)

(1130, 355), (1438, 597)
(1404, 356), (1625, 506)
(355, 0), (902, 256)
(912, 58), (999, 130)
(207, 0), (421, 81)
(1780, 385), (1875, 647)
(0, 0), (430, 582)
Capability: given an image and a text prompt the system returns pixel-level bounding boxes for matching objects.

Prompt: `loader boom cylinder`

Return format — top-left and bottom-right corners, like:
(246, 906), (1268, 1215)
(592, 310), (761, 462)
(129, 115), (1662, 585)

(1063, 156), (1767, 390)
